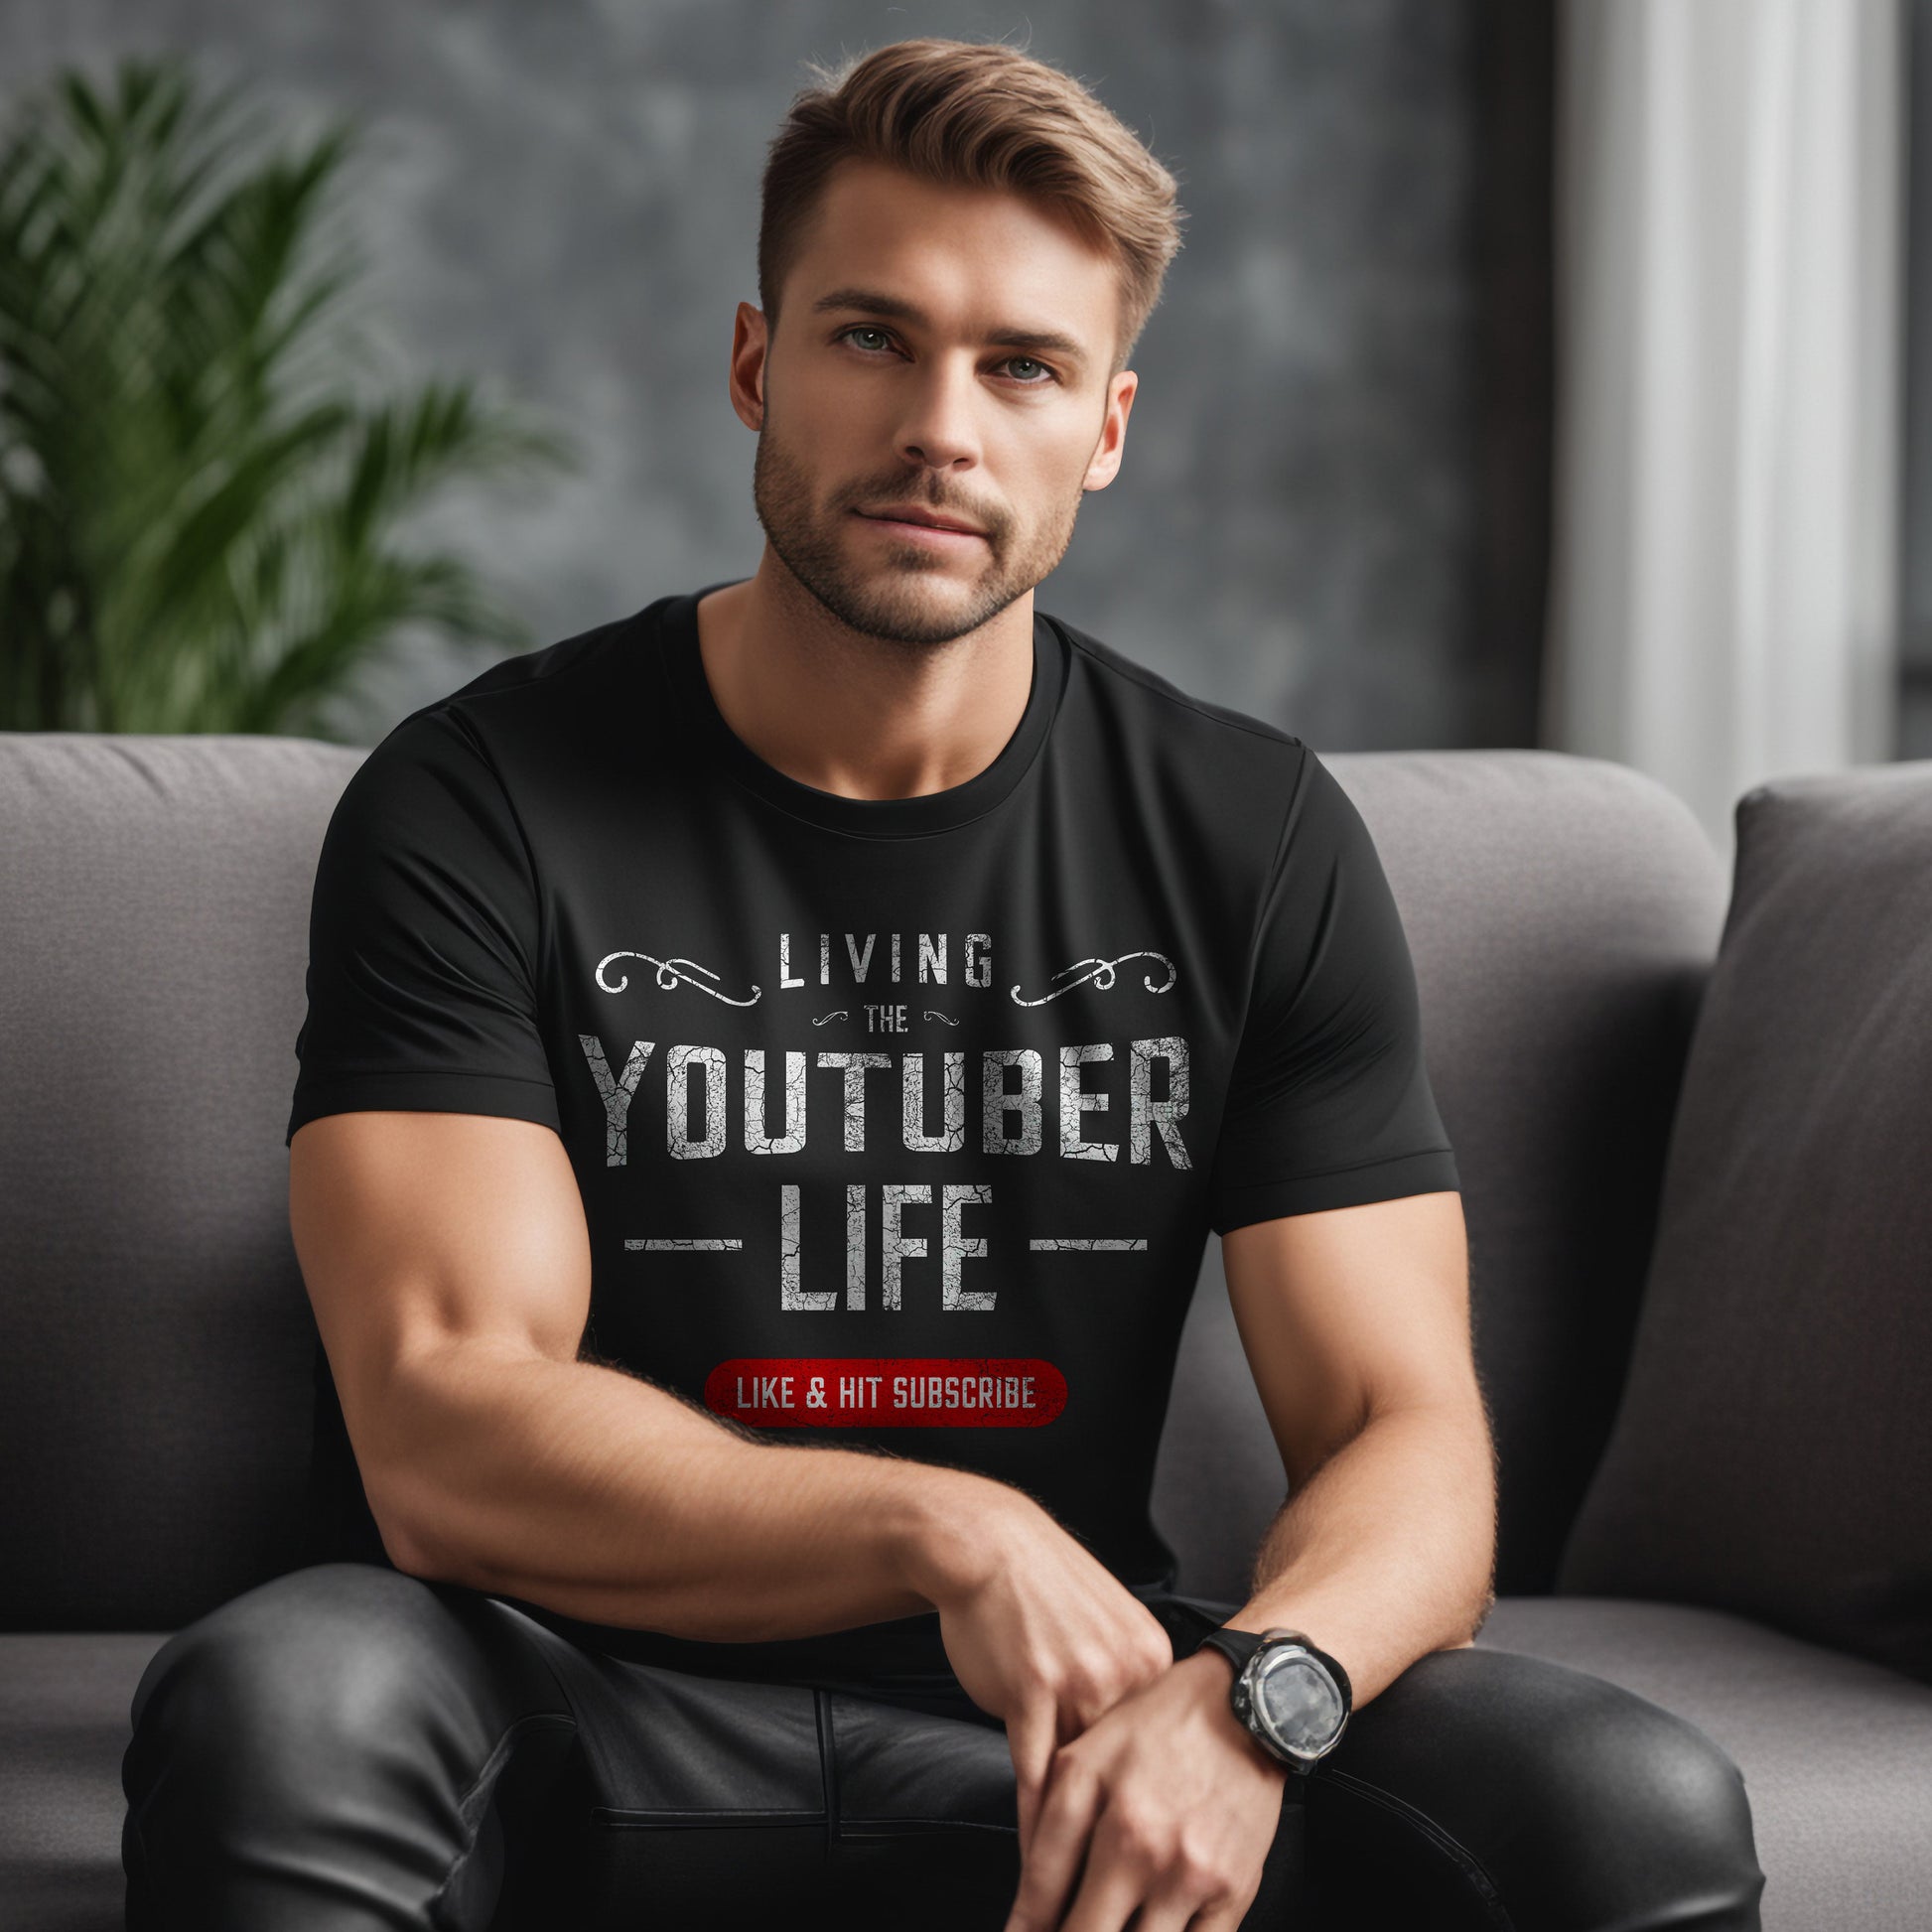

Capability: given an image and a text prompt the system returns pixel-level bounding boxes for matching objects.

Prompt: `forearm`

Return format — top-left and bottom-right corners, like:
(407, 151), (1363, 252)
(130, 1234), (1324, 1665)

(365, 1339), (1008, 1641)
(1220, 1404), (1497, 1711)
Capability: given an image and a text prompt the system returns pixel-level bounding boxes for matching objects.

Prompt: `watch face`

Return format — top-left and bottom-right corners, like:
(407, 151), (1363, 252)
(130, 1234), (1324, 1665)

(1250, 1646), (1346, 1758)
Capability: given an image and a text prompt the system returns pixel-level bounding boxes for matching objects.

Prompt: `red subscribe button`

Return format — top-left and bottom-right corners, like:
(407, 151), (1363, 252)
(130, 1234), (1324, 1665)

(705, 1356), (1067, 1428)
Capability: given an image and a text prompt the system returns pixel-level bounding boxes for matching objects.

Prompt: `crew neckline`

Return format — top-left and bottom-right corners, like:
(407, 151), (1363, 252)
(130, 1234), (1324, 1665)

(656, 578), (1068, 839)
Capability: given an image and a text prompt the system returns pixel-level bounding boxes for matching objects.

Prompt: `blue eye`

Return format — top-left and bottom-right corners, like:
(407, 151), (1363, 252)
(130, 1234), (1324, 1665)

(835, 327), (1058, 386)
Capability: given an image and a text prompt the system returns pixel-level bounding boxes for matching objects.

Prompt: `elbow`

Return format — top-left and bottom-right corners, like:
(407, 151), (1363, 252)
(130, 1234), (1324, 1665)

(358, 1440), (487, 1588)
(380, 1519), (442, 1585)
(361, 1468), (447, 1584)
(1366, 1380), (1494, 1483)
(346, 1340), (498, 1588)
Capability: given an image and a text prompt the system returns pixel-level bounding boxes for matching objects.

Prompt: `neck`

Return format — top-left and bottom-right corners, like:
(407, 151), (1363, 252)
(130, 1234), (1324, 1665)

(693, 557), (1035, 803)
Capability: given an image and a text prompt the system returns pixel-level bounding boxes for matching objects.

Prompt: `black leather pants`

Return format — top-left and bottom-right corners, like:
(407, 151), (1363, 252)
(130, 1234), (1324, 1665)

(122, 1561), (1766, 1930)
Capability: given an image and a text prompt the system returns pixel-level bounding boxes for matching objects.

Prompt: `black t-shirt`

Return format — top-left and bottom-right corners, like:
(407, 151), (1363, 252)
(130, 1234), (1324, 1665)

(287, 580), (1459, 1692)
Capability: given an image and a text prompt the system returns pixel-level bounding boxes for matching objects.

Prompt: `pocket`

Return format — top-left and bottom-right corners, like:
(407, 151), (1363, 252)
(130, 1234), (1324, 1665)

(829, 1819), (1021, 1931)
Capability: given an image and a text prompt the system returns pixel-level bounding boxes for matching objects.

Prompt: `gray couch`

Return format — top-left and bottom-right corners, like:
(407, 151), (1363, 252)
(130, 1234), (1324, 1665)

(3, 730), (1929, 1930)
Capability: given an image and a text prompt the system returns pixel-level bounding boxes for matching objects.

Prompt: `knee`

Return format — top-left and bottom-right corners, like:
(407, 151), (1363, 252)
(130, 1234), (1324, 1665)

(1584, 1690), (1754, 1842)
(1517, 1673), (1766, 1928)
(124, 1562), (460, 1807)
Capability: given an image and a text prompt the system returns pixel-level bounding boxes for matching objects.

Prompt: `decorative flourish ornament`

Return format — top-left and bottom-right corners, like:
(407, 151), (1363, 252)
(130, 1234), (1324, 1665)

(1010, 951), (1176, 1007)
(596, 950), (762, 1005)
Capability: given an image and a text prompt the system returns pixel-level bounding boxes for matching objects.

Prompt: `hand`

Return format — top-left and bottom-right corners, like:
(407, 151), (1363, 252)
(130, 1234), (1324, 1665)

(910, 1486), (1176, 1853)
(1002, 1648), (1291, 1932)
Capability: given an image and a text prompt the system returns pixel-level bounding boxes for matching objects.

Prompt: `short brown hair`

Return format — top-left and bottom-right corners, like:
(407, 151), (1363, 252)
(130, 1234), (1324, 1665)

(759, 36), (1187, 379)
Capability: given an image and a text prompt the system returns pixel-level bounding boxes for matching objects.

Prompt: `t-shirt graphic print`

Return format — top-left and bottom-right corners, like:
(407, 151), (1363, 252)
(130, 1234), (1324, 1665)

(287, 579), (1460, 1689)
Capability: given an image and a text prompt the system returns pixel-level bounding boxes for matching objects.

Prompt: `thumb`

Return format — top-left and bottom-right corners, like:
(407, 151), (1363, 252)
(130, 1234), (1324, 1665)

(1005, 1698), (1056, 1860)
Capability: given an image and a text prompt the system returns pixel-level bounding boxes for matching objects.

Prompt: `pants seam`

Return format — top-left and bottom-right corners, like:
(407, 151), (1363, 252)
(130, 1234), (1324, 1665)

(814, 1688), (840, 1861)
(591, 1808), (825, 1828)
(838, 1816), (1019, 1837)
(1320, 1765), (1517, 1930)
(426, 1710), (578, 1928)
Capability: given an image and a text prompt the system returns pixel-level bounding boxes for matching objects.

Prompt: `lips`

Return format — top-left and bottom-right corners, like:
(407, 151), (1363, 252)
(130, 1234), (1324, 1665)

(857, 505), (986, 536)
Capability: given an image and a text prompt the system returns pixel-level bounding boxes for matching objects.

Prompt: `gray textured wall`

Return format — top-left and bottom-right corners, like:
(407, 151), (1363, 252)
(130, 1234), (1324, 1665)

(1, 0), (1487, 751)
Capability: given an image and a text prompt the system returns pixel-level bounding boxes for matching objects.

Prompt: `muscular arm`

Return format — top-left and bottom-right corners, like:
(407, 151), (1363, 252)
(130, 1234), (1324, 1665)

(288, 1108), (998, 1641)
(989, 1190), (1494, 1930)
(1211, 1188), (1497, 1712)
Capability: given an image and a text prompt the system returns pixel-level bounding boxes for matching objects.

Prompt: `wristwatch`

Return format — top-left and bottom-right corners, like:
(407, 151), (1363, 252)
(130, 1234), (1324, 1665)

(1192, 1625), (1353, 1775)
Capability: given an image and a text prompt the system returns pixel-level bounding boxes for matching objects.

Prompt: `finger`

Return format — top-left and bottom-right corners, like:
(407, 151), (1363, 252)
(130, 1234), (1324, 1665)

(1005, 1700), (1057, 1859)
(1003, 1755), (1102, 1932)
(1129, 1899), (1198, 1932)
(1130, 1866), (1239, 1932)
(1056, 1806), (1153, 1932)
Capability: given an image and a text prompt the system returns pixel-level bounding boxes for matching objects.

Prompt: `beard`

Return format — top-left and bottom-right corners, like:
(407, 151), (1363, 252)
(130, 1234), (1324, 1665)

(750, 404), (1083, 647)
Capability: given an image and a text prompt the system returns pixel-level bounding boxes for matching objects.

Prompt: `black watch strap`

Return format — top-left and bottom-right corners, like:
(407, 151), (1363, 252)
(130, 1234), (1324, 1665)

(1194, 1625), (1355, 1715)
(1195, 1625), (1268, 1677)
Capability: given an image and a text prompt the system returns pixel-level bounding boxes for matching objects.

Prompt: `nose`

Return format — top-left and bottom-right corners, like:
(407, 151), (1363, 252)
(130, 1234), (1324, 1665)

(892, 350), (984, 473)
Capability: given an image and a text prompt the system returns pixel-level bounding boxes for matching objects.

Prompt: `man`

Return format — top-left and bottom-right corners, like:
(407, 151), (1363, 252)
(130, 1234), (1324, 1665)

(122, 35), (1766, 1932)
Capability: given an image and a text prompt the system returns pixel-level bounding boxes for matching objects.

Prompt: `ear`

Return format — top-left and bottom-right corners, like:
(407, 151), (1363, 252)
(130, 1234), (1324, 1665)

(729, 302), (769, 432)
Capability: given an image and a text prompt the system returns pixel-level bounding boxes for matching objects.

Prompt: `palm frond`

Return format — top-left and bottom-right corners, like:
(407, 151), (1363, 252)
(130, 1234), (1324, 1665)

(0, 51), (577, 735)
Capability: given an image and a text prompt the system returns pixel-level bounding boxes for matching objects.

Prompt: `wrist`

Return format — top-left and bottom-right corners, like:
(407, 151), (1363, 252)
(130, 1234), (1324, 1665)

(1175, 1648), (1289, 1775)
(891, 1463), (1026, 1611)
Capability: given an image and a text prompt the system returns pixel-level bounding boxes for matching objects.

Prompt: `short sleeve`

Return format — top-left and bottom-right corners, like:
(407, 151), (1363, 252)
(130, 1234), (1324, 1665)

(286, 706), (562, 1148)
(1205, 746), (1460, 1233)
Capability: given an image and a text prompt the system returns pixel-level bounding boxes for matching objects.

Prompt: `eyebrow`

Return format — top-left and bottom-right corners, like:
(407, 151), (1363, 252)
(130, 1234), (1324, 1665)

(809, 285), (1091, 375)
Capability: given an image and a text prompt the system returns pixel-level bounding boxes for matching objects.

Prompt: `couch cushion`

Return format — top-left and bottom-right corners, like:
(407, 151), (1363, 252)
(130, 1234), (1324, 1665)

(0, 1631), (161, 1930)
(1558, 762), (1932, 1683)
(1478, 1595), (1932, 1932)
(0, 734), (362, 1631)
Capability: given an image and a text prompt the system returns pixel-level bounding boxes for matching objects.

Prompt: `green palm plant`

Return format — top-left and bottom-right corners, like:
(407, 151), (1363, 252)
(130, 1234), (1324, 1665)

(0, 53), (575, 737)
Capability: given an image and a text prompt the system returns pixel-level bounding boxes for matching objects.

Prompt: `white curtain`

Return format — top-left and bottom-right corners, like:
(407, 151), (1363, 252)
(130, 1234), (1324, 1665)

(1543, 0), (1906, 874)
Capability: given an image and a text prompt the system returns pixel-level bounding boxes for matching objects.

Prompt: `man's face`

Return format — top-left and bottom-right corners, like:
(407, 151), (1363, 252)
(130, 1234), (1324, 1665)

(740, 157), (1137, 645)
